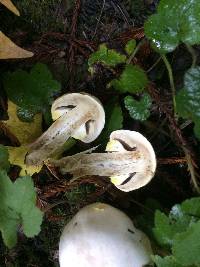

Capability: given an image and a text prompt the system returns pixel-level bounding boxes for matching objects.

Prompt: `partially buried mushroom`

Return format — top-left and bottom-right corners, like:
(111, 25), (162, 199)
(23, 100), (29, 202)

(26, 93), (105, 166)
(47, 130), (156, 192)
(59, 202), (152, 267)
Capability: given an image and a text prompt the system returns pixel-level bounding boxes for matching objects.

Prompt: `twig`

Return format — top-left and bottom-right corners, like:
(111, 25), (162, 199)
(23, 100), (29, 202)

(68, 0), (81, 89)
(92, 0), (106, 39)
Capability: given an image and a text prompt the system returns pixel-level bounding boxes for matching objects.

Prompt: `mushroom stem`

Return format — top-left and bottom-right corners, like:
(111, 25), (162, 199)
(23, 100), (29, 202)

(48, 151), (144, 177)
(26, 107), (91, 165)
(25, 93), (105, 166)
(47, 130), (157, 192)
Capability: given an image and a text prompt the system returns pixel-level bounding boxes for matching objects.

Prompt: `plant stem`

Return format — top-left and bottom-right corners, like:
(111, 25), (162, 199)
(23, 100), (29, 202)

(182, 147), (200, 194)
(126, 38), (146, 64)
(146, 56), (161, 73)
(161, 54), (176, 113)
(185, 43), (197, 68)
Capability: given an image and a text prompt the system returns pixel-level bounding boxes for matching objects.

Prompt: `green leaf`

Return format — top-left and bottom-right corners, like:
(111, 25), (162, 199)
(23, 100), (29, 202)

(88, 44), (126, 68)
(99, 100), (123, 143)
(109, 64), (148, 93)
(172, 221), (200, 266)
(0, 145), (10, 171)
(176, 67), (200, 139)
(0, 171), (43, 248)
(180, 197), (200, 217)
(153, 210), (178, 247)
(124, 93), (152, 121)
(153, 208), (192, 247)
(3, 63), (61, 121)
(125, 39), (136, 55)
(152, 255), (184, 267)
(144, 0), (200, 53)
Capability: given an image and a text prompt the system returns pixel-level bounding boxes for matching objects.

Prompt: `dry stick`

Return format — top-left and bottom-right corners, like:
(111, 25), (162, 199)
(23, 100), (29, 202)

(68, 0), (81, 90)
(148, 84), (200, 193)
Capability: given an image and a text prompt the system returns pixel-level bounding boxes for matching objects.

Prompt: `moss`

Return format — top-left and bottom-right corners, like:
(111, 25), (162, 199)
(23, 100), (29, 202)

(0, 0), (74, 34)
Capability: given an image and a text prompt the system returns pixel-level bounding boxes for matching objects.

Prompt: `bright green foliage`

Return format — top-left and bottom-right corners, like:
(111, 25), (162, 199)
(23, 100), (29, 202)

(152, 256), (183, 267)
(172, 221), (200, 266)
(0, 171), (43, 248)
(125, 39), (136, 55)
(3, 63), (61, 121)
(109, 64), (148, 93)
(124, 93), (151, 121)
(180, 197), (200, 216)
(88, 44), (126, 68)
(153, 198), (200, 267)
(176, 67), (200, 139)
(145, 0), (200, 53)
(0, 145), (10, 171)
(153, 200), (199, 247)
(153, 210), (180, 247)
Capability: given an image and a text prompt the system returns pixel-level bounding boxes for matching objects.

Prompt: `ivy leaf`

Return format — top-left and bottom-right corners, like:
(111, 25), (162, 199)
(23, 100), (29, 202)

(144, 0), (200, 53)
(176, 67), (200, 139)
(0, 170), (43, 248)
(0, 145), (10, 171)
(3, 63), (61, 121)
(172, 221), (200, 266)
(7, 146), (42, 176)
(1, 101), (42, 145)
(88, 44), (126, 68)
(109, 65), (148, 93)
(125, 39), (136, 55)
(124, 93), (152, 121)
(0, 31), (33, 59)
(152, 255), (184, 267)
(0, 101), (43, 176)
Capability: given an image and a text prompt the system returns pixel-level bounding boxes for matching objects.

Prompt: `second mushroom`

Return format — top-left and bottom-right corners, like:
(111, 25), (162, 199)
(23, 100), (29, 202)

(47, 130), (156, 192)
(26, 93), (105, 166)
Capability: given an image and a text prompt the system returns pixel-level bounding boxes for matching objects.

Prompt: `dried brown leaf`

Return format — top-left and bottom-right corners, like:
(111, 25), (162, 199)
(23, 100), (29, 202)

(0, 31), (33, 59)
(0, 0), (20, 16)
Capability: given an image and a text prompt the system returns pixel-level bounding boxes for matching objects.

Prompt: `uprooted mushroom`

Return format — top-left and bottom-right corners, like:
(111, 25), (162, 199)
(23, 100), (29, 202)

(59, 202), (153, 267)
(26, 93), (105, 166)
(47, 130), (156, 192)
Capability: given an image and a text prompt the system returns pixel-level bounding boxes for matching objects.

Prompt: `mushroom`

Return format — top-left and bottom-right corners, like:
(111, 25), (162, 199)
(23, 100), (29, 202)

(47, 130), (156, 192)
(59, 202), (152, 267)
(26, 93), (105, 166)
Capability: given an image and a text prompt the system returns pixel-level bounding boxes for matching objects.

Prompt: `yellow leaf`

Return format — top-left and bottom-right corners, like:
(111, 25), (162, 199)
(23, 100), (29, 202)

(0, 0), (20, 16)
(2, 100), (42, 144)
(1, 101), (43, 175)
(0, 31), (33, 59)
(7, 145), (42, 176)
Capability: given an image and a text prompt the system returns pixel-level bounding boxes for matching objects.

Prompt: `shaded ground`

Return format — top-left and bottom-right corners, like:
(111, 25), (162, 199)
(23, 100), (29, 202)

(0, 0), (199, 266)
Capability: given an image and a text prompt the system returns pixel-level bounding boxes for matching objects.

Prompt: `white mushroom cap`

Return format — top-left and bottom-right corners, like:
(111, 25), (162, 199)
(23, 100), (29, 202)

(26, 93), (105, 165)
(106, 130), (156, 192)
(51, 93), (105, 143)
(59, 203), (152, 267)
